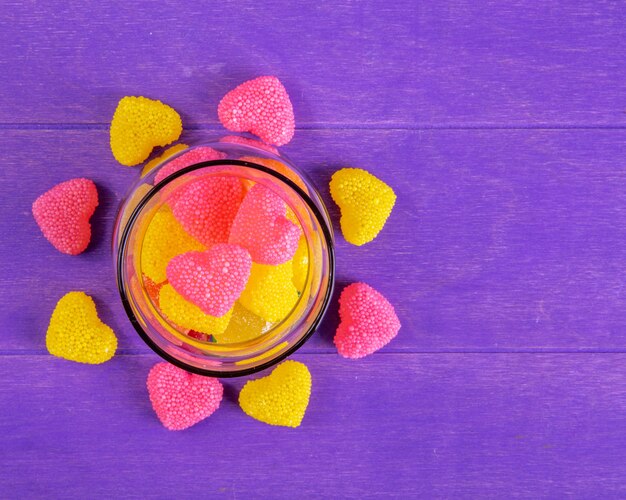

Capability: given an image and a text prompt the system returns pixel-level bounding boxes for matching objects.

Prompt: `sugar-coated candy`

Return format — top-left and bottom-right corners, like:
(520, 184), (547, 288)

(167, 244), (252, 317)
(32, 178), (98, 255)
(219, 135), (279, 155)
(141, 206), (204, 283)
(214, 302), (268, 344)
(239, 261), (299, 323)
(285, 207), (314, 244)
(172, 176), (244, 246)
(292, 236), (309, 292)
(141, 143), (188, 177)
(329, 168), (396, 246)
(147, 362), (223, 431)
(110, 96), (182, 166)
(239, 361), (311, 428)
(334, 282), (401, 359)
(159, 284), (232, 335)
(46, 292), (117, 364)
(154, 147), (226, 185)
(218, 76), (295, 146)
(229, 184), (300, 265)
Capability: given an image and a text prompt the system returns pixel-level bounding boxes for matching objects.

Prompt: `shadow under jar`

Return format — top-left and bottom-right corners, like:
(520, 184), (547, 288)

(113, 137), (335, 377)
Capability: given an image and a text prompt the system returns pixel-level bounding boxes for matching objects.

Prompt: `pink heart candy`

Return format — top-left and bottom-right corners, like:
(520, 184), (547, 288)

(154, 147), (226, 185)
(218, 76), (295, 146)
(172, 176), (244, 246)
(334, 283), (401, 359)
(166, 244), (252, 317)
(32, 178), (99, 255)
(147, 362), (223, 431)
(229, 184), (300, 265)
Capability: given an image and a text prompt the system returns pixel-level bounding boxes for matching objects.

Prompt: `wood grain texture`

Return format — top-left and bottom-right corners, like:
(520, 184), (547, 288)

(1, 0), (626, 497)
(1, 353), (625, 498)
(2, 129), (626, 353)
(0, 1), (624, 126)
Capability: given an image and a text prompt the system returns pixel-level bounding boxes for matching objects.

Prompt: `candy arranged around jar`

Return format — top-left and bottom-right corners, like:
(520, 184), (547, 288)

(114, 139), (334, 377)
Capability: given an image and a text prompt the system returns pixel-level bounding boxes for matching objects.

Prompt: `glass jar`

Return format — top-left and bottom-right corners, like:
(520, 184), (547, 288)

(113, 136), (335, 377)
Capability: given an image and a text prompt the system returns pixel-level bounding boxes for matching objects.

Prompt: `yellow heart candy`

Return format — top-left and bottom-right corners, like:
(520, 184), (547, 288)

(110, 96), (182, 166)
(239, 361), (311, 428)
(141, 206), (204, 283)
(159, 284), (232, 335)
(239, 261), (299, 323)
(329, 168), (396, 246)
(46, 292), (117, 364)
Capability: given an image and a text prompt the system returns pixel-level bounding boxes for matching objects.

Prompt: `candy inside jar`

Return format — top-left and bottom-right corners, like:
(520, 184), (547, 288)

(142, 174), (305, 344)
(114, 137), (334, 377)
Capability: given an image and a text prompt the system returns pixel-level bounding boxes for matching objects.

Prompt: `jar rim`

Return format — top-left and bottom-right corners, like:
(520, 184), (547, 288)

(116, 157), (335, 377)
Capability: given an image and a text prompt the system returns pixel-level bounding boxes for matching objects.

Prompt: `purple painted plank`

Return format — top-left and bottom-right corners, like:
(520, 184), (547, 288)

(0, 1), (624, 126)
(1, 353), (625, 497)
(2, 129), (626, 353)
(2, 1), (625, 496)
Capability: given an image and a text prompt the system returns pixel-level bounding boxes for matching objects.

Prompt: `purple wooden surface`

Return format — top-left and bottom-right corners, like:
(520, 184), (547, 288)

(1, 0), (626, 497)
(3, 129), (626, 353)
(0, 1), (625, 127)
(2, 354), (626, 498)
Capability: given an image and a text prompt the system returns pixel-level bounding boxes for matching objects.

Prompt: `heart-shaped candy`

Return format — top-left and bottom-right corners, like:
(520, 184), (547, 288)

(154, 146), (226, 185)
(218, 76), (295, 146)
(239, 361), (311, 428)
(110, 96), (182, 166)
(147, 362), (223, 431)
(32, 178), (98, 255)
(329, 168), (396, 246)
(334, 283), (401, 359)
(167, 244), (252, 317)
(229, 184), (300, 265)
(141, 206), (205, 283)
(172, 176), (244, 246)
(238, 261), (299, 323)
(159, 284), (233, 335)
(46, 292), (117, 364)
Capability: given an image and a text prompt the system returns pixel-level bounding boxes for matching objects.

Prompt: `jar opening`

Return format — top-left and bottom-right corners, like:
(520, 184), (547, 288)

(115, 152), (335, 377)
